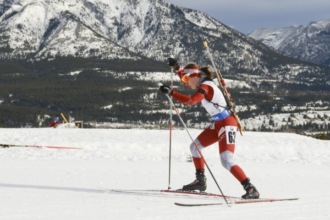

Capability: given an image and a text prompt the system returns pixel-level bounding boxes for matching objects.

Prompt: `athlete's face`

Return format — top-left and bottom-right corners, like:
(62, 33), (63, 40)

(185, 76), (200, 89)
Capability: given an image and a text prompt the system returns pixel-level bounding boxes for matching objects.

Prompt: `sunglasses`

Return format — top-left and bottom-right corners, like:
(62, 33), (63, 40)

(181, 74), (190, 84)
(181, 69), (201, 84)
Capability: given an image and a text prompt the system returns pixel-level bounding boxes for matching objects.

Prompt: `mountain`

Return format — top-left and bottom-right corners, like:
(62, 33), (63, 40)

(248, 26), (303, 50)
(0, 0), (329, 132)
(0, 0), (142, 60)
(249, 19), (330, 66)
(0, 0), (328, 79)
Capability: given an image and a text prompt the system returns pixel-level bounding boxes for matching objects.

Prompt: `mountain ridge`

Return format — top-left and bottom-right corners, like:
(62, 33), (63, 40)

(249, 18), (330, 66)
(0, 0), (329, 131)
(1, 0), (328, 81)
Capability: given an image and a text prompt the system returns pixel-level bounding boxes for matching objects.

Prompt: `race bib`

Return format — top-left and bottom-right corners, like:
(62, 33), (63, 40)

(225, 126), (237, 145)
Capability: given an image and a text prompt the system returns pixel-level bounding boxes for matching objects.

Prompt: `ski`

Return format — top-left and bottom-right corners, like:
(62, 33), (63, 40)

(161, 189), (240, 199)
(234, 197), (299, 204)
(0, 143), (83, 150)
(174, 197), (299, 207)
(105, 189), (232, 199)
(102, 188), (298, 206)
(100, 189), (239, 201)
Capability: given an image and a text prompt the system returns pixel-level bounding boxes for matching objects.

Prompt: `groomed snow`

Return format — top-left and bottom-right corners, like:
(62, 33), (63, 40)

(0, 128), (330, 219)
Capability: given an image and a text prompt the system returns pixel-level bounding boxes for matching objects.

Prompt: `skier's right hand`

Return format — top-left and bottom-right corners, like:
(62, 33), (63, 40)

(159, 85), (172, 95)
(168, 58), (178, 68)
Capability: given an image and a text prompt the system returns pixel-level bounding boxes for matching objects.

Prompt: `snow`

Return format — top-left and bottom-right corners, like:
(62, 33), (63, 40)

(1, 128), (330, 219)
(101, 104), (113, 110)
(11, 4), (24, 12)
(309, 19), (330, 30)
(248, 26), (302, 49)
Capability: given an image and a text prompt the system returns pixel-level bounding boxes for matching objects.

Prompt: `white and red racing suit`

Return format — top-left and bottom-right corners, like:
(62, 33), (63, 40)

(171, 78), (248, 182)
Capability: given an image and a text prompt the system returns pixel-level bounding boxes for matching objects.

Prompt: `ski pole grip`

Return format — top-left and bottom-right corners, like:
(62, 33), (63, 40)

(203, 41), (208, 48)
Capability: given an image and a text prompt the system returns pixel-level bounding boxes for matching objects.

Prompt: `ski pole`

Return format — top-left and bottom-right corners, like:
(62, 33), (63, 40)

(61, 112), (69, 123)
(167, 66), (174, 190)
(164, 94), (230, 205)
(203, 41), (244, 135)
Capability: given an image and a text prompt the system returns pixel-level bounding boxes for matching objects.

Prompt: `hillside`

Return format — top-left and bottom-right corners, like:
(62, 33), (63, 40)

(0, 0), (329, 134)
(1, 0), (328, 77)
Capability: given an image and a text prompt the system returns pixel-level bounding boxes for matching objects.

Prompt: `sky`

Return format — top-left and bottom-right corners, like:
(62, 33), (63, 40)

(164, 0), (330, 33)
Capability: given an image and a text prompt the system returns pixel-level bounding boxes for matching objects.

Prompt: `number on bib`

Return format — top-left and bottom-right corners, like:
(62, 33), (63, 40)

(226, 126), (237, 144)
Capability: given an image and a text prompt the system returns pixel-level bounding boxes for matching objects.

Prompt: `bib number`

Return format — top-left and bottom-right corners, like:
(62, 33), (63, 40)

(226, 126), (236, 145)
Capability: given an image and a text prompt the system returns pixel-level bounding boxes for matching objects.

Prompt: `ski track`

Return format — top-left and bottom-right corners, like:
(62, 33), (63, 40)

(0, 128), (330, 220)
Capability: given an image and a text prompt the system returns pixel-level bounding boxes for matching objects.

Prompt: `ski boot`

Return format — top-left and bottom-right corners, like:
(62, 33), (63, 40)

(241, 178), (260, 199)
(182, 170), (207, 192)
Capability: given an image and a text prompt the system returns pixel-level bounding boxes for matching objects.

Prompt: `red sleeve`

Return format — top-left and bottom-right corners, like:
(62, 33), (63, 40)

(171, 84), (210, 106)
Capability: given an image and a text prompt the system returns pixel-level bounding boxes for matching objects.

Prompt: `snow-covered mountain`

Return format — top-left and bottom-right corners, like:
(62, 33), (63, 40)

(0, 0), (148, 60)
(1, 0), (329, 131)
(248, 26), (303, 50)
(249, 19), (330, 66)
(0, 0), (328, 80)
(1, 0), (223, 60)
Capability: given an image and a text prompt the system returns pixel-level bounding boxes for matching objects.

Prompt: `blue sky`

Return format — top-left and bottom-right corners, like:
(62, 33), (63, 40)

(164, 0), (330, 33)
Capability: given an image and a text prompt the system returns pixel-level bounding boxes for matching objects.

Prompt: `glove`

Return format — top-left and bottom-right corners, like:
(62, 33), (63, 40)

(168, 58), (178, 68)
(159, 85), (172, 95)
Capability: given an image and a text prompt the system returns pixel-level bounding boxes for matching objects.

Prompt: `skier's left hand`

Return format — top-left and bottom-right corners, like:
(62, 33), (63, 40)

(159, 85), (172, 95)
(168, 58), (178, 68)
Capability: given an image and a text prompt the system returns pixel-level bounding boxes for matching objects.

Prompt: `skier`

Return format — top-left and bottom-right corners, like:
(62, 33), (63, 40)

(159, 58), (260, 199)
(50, 116), (61, 128)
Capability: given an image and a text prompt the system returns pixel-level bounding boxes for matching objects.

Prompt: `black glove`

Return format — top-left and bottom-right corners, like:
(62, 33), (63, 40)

(159, 85), (172, 95)
(168, 58), (178, 68)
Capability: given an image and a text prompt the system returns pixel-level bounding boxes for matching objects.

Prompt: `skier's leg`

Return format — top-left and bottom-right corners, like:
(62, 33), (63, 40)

(190, 125), (218, 170)
(182, 125), (217, 191)
(217, 117), (260, 199)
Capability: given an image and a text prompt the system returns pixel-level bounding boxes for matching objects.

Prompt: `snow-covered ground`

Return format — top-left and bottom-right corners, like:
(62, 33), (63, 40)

(1, 128), (330, 219)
